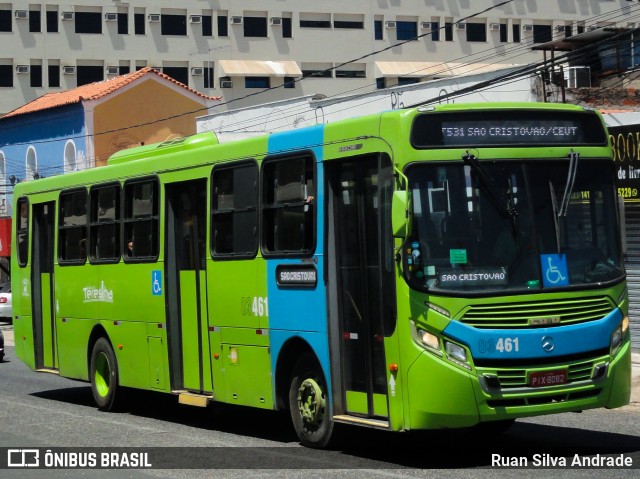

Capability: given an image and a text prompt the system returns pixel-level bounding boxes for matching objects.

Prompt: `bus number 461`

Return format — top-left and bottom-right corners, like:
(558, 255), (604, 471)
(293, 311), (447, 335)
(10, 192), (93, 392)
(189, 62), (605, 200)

(479, 337), (520, 353)
(241, 296), (269, 317)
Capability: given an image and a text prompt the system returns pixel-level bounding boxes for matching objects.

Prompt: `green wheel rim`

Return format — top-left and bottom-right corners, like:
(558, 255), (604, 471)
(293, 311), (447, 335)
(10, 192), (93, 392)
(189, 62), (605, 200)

(94, 351), (111, 398)
(297, 378), (325, 429)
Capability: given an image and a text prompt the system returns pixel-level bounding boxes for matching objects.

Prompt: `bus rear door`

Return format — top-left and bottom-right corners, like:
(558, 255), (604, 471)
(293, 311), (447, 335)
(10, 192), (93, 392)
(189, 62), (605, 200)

(165, 180), (212, 394)
(31, 201), (56, 370)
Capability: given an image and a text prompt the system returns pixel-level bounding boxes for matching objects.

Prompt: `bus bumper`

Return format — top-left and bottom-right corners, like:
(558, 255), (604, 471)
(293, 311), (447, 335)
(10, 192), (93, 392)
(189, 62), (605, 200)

(406, 341), (631, 430)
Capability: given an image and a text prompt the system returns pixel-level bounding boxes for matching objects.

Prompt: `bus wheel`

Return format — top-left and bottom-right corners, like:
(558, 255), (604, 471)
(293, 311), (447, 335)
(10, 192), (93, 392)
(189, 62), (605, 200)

(288, 354), (334, 448)
(90, 337), (120, 411)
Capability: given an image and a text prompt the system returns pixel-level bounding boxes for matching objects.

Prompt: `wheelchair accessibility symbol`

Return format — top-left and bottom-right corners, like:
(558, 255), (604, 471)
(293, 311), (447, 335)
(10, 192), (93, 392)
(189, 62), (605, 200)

(152, 270), (163, 296)
(540, 254), (569, 288)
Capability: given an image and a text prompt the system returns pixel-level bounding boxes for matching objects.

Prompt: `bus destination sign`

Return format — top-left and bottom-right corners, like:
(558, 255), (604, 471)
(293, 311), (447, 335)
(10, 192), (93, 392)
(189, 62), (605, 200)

(440, 120), (582, 146)
(411, 110), (608, 148)
(276, 264), (318, 288)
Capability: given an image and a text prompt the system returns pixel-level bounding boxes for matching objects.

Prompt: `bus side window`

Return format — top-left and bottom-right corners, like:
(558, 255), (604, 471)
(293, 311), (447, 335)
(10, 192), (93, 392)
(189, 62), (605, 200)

(123, 179), (159, 261)
(58, 189), (88, 264)
(16, 198), (29, 267)
(261, 154), (315, 256)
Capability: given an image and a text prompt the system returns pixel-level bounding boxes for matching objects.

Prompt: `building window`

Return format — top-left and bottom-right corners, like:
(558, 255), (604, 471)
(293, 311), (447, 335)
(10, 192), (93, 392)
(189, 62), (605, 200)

(445, 22), (453, 41)
(77, 66), (103, 86)
(284, 76), (296, 88)
(466, 23), (486, 42)
(119, 65), (130, 75)
(117, 13), (128, 34)
(46, 10), (58, 32)
(262, 155), (315, 256)
(48, 64), (60, 87)
(500, 23), (508, 42)
(26, 147), (37, 181)
(396, 21), (417, 41)
(533, 25), (552, 43)
(374, 20), (383, 40)
(244, 16), (267, 37)
(301, 68), (332, 78)
(161, 14), (187, 35)
(90, 184), (120, 263)
(335, 66), (366, 78)
(300, 19), (331, 28)
(430, 21), (440, 41)
(281, 17), (292, 38)
(16, 198), (29, 267)
(58, 189), (88, 264)
(204, 67), (214, 88)
(334, 20), (364, 29)
(564, 25), (573, 38)
(75, 12), (102, 34)
(398, 77), (419, 86)
(0, 65), (13, 87)
(29, 9), (41, 32)
(0, 8), (11, 32)
(211, 161), (258, 258)
(163, 67), (188, 85)
(512, 23), (521, 43)
(376, 77), (385, 89)
(64, 140), (76, 172)
(218, 15), (228, 36)
(245, 76), (270, 88)
(134, 13), (145, 34)
(202, 15), (213, 36)
(123, 179), (159, 261)
(30, 65), (42, 87)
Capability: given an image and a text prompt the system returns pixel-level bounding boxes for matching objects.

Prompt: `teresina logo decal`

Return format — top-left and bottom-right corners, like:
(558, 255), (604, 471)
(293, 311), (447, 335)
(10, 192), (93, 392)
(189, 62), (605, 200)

(83, 281), (114, 303)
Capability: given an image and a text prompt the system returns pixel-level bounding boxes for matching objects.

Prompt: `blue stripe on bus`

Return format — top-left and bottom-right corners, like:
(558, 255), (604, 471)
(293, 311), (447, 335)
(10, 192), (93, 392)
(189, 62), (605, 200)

(443, 308), (623, 360)
(266, 125), (332, 396)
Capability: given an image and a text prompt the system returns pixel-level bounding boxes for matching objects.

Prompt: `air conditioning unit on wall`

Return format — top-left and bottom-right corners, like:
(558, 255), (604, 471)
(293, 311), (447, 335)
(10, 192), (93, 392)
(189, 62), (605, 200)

(190, 15), (202, 24)
(490, 23), (501, 31)
(106, 66), (119, 75)
(385, 21), (396, 29)
(230, 16), (243, 25)
(16, 65), (30, 74)
(61, 12), (74, 21)
(63, 66), (76, 75)
(220, 79), (233, 88)
(455, 22), (466, 30)
(270, 17), (282, 26)
(191, 67), (204, 75)
(148, 14), (160, 23)
(105, 13), (118, 22)
(15, 10), (28, 20)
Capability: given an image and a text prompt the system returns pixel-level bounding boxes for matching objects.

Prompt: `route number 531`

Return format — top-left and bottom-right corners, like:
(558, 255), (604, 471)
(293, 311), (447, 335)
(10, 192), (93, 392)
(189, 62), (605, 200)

(241, 296), (269, 317)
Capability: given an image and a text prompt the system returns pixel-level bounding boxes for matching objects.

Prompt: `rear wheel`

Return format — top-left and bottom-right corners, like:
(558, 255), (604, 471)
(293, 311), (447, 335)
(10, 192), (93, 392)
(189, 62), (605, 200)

(288, 354), (334, 448)
(90, 337), (120, 411)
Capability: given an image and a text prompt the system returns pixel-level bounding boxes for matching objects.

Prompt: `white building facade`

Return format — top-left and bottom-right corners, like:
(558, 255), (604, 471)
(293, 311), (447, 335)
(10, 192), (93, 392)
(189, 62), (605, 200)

(0, 1), (636, 114)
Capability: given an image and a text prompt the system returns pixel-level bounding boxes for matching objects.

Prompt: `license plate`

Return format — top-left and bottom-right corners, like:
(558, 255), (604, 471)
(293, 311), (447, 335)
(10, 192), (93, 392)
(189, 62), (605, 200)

(529, 370), (567, 387)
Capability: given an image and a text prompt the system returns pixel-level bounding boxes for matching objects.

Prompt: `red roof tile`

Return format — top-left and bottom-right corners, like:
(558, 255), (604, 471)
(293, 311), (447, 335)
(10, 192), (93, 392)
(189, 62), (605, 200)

(1, 67), (220, 119)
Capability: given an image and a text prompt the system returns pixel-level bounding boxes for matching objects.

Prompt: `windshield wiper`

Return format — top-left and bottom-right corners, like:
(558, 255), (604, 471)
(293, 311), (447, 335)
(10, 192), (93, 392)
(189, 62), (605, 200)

(558, 151), (579, 217)
(463, 152), (518, 220)
(549, 181), (561, 254)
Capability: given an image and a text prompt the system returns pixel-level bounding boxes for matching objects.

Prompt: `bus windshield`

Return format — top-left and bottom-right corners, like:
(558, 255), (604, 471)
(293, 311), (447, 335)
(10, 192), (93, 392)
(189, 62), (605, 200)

(403, 158), (624, 294)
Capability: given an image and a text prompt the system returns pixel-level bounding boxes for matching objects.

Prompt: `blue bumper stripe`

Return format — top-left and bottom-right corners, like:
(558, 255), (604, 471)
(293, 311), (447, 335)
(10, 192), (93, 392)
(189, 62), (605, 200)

(443, 308), (622, 360)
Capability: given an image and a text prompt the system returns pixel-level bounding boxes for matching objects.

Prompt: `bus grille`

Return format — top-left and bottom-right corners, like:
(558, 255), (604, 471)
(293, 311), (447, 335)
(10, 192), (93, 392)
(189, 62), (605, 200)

(491, 359), (597, 389)
(459, 296), (614, 329)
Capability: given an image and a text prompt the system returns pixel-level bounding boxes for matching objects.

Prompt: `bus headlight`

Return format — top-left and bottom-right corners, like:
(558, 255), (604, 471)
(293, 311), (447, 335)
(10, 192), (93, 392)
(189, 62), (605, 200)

(610, 317), (628, 357)
(445, 341), (469, 365)
(417, 329), (440, 351)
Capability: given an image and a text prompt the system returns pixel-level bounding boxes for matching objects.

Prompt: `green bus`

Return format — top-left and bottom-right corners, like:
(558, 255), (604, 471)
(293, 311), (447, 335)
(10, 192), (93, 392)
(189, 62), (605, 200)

(12, 102), (631, 448)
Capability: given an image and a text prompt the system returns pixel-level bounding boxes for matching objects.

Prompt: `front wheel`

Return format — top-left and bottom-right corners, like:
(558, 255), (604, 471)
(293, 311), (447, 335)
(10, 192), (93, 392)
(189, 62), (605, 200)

(90, 337), (120, 411)
(288, 354), (334, 448)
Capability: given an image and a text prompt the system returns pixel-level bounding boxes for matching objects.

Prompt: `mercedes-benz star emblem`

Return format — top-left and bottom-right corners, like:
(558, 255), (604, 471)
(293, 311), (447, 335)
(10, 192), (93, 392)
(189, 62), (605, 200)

(541, 335), (555, 352)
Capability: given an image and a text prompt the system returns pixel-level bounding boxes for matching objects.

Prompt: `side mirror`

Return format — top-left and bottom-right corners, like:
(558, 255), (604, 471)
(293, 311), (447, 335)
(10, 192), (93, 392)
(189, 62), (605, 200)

(392, 190), (409, 238)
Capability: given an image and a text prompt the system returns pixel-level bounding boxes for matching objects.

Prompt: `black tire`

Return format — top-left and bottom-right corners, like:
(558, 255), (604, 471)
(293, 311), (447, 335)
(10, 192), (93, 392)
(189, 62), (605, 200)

(288, 353), (334, 448)
(89, 337), (120, 411)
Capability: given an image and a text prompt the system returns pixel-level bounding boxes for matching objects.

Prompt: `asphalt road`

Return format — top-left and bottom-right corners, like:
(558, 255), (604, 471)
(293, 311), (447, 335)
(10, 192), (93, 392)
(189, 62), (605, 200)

(0, 334), (639, 478)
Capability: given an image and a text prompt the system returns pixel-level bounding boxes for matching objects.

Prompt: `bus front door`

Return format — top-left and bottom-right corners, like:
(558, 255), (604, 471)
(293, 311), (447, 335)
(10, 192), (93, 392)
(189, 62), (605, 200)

(32, 202), (56, 370)
(327, 155), (395, 421)
(165, 180), (212, 394)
